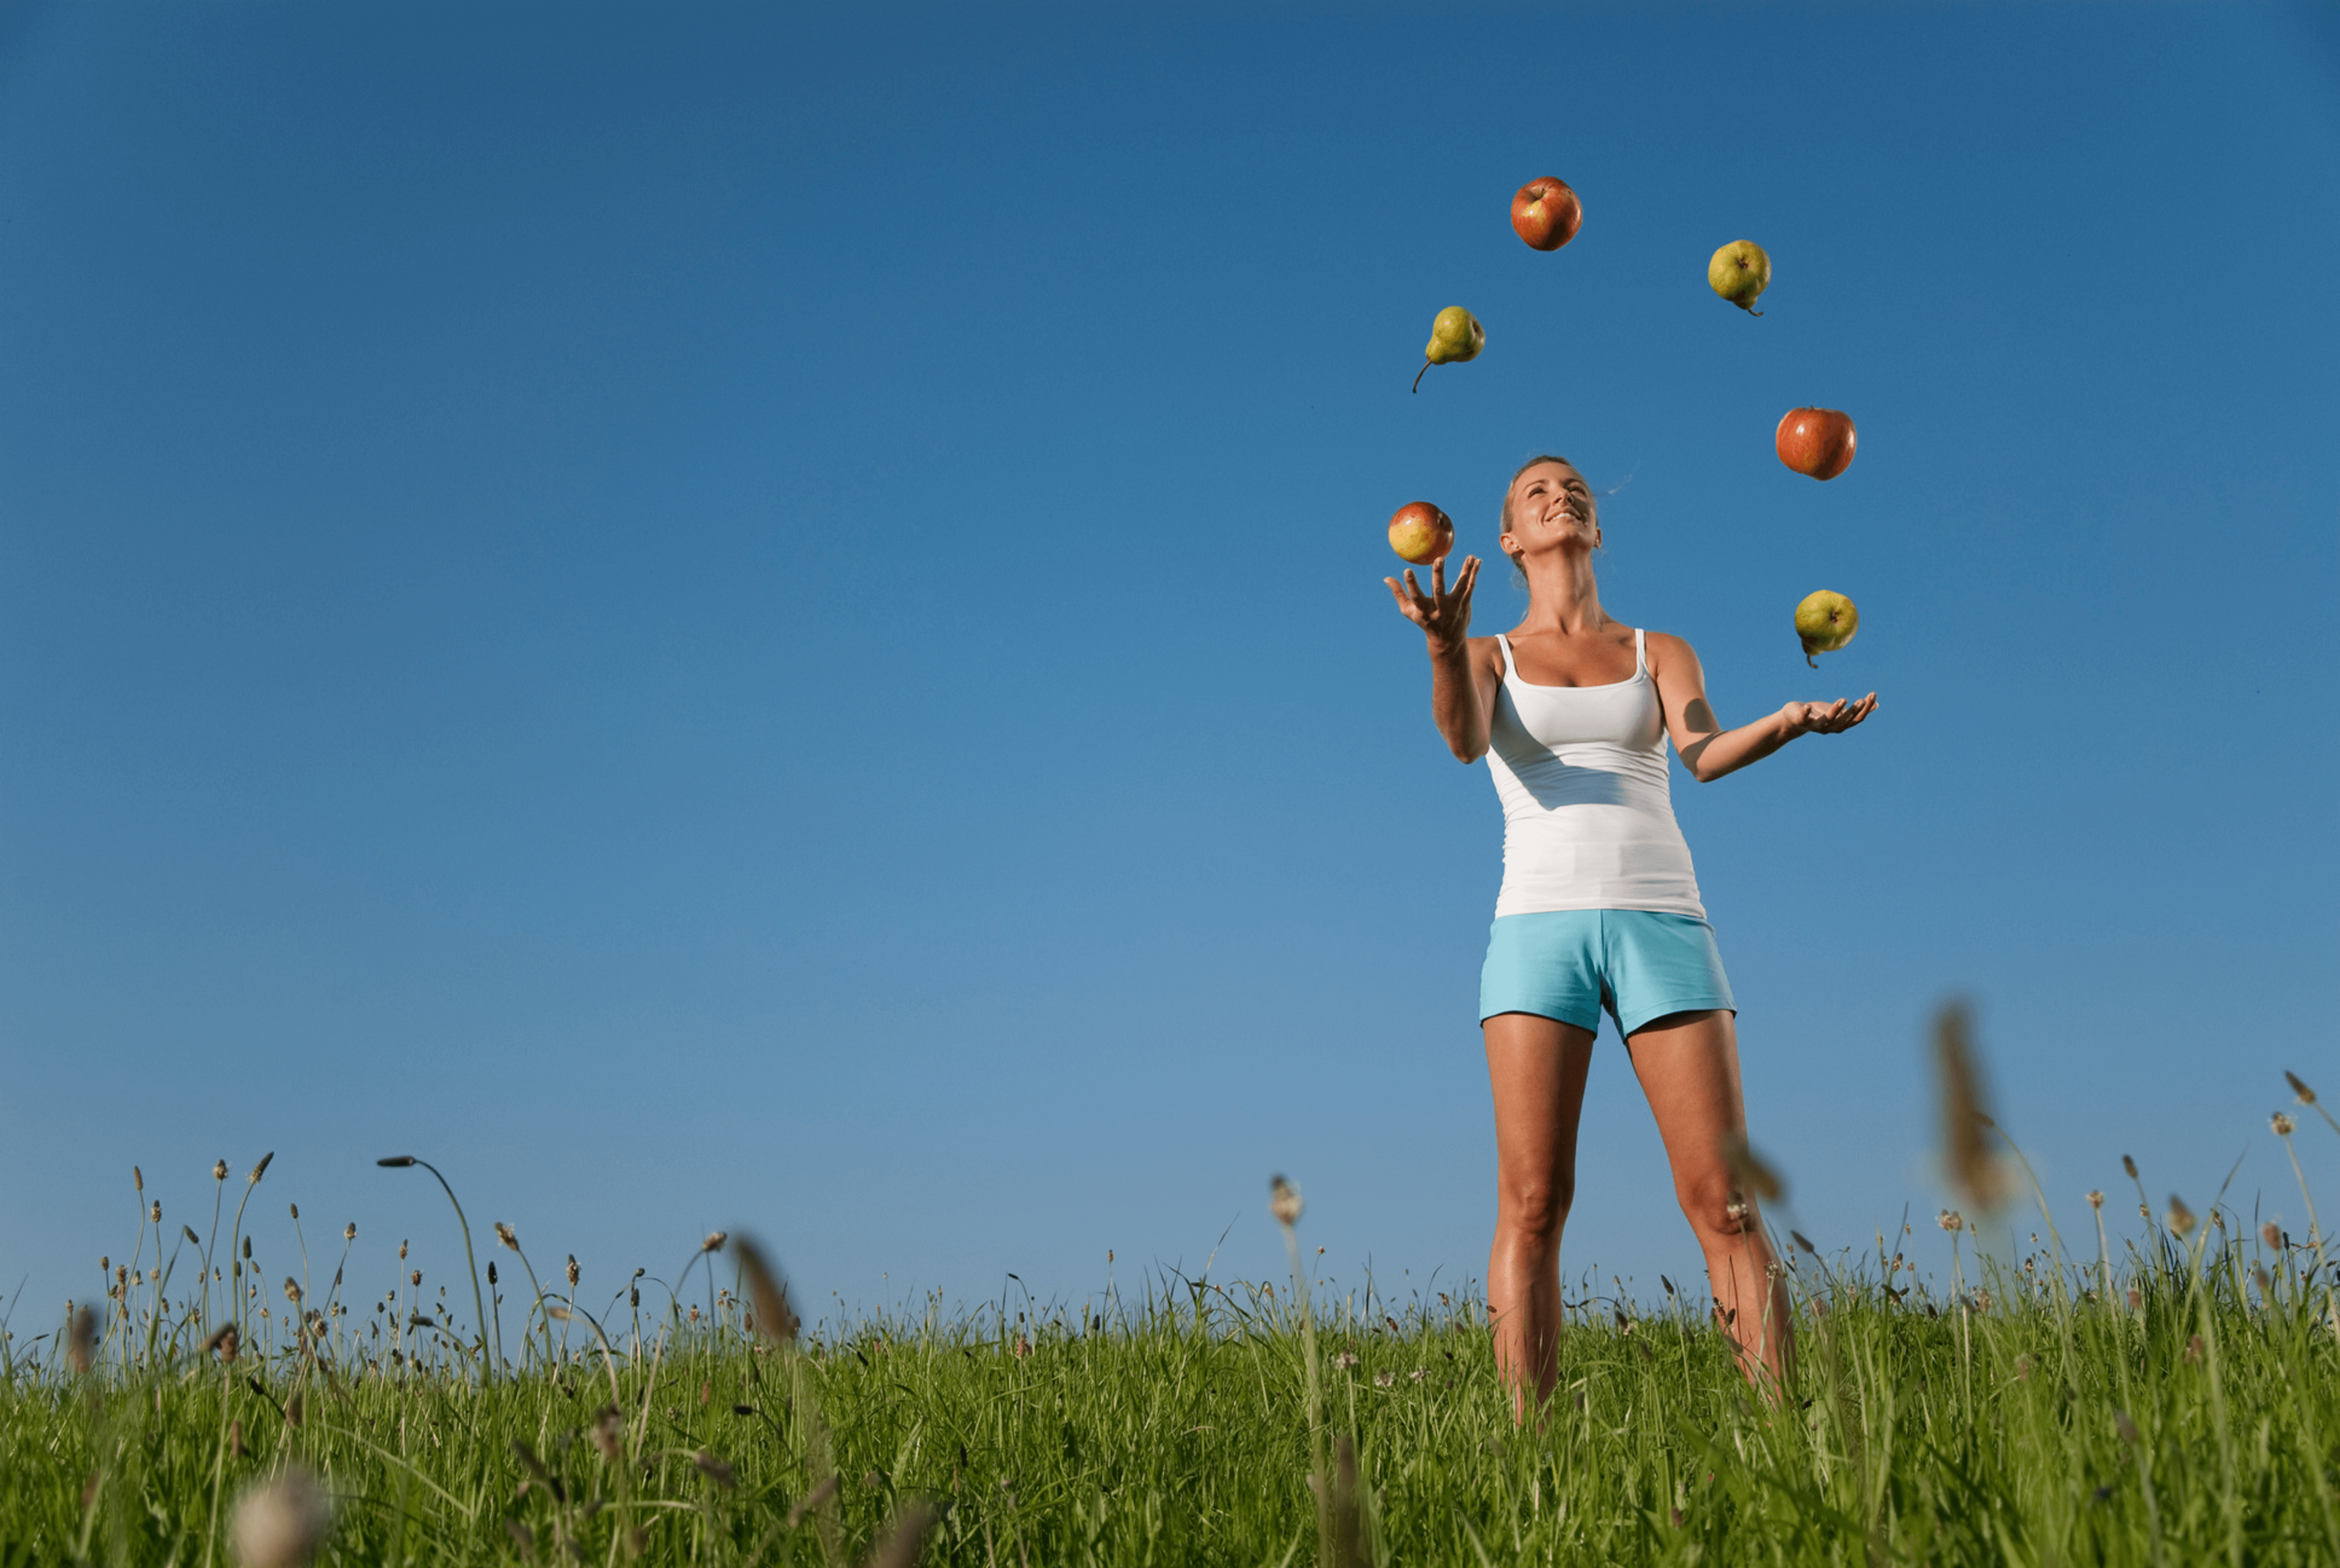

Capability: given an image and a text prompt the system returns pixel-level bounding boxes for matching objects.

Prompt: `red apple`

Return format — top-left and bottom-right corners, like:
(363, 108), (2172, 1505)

(1387, 502), (1455, 565)
(1775, 407), (1857, 480)
(1510, 177), (1582, 252)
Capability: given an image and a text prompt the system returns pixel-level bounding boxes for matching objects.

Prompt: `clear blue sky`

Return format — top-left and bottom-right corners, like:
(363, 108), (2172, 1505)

(3, 4), (2335, 1335)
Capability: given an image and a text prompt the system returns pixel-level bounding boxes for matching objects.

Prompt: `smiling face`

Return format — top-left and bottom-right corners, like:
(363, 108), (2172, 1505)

(1499, 459), (1599, 570)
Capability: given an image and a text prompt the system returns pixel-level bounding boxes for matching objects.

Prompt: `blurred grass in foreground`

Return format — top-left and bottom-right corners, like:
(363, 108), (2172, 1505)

(6, 1075), (2338, 1566)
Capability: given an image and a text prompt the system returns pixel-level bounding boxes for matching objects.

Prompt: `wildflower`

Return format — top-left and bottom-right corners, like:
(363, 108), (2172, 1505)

(282, 1279), (301, 1305)
(409, 1271), (421, 1289)
(1409, 1368), (1427, 1383)
(2262, 1222), (2284, 1251)
(1333, 1350), (1358, 1371)
(1375, 1371), (1395, 1388)
(1268, 1175), (1303, 1227)
(2167, 1197), (2196, 1238)
(2272, 1112), (2296, 1137)
(566, 1255), (580, 1288)
(1012, 1334), (1031, 1359)
(152, 1202), (162, 1223)
(1938, 1210), (1965, 1232)
(230, 1466), (331, 1568)
(702, 1232), (728, 1253)
(2086, 1191), (2103, 1209)
(214, 1161), (229, 1182)
(2126, 1288), (2143, 1311)
(2183, 1333), (2203, 1364)
(343, 1223), (356, 1242)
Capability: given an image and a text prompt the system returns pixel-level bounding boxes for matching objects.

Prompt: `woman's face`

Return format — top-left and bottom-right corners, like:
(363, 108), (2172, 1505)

(1501, 461), (1599, 563)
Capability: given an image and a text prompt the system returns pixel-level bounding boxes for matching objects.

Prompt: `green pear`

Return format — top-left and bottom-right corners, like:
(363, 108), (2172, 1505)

(1707, 240), (1770, 315)
(1412, 306), (1485, 393)
(1794, 589), (1857, 667)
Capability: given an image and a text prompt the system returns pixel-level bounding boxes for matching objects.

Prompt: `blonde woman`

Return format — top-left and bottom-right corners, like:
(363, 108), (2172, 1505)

(1385, 455), (1875, 1406)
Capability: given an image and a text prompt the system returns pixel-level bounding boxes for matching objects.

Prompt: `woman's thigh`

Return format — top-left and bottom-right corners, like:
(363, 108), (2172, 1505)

(1624, 1009), (1749, 1214)
(1483, 1012), (1599, 1215)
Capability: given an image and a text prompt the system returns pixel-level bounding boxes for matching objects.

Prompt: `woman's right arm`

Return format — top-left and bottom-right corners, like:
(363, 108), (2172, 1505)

(1384, 555), (1498, 763)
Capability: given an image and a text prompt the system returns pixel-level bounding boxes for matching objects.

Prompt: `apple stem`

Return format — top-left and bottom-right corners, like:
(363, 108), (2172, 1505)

(1411, 361), (1429, 395)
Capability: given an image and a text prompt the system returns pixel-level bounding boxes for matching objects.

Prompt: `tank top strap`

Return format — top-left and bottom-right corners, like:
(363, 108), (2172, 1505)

(1633, 627), (1647, 675)
(1496, 634), (1519, 682)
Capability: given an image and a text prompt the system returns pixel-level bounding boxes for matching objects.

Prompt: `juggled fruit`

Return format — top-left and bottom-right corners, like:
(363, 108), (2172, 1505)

(1707, 240), (1770, 314)
(1412, 306), (1485, 393)
(1387, 502), (1456, 564)
(1794, 590), (1858, 667)
(1776, 407), (1857, 480)
(1511, 177), (1583, 252)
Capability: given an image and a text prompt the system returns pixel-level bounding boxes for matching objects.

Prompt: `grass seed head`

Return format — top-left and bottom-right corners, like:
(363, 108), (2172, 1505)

(152, 1202), (162, 1223)
(2261, 1221), (2284, 1250)
(1938, 1210), (1965, 1233)
(494, 1223), (518, 1251)
(862, 1501), (939, 1568)
(231, 1465), (331, 1567)
(248, 1153), (274, 1185)
(732, 1239), (800, 1344)
(134, 1165), (143, 1193)
(1718, 1133), (1785, 1204)
(2122, 1155), (2138, 1180)
(565, 1254), (579, 1288)
(2286, 1070), (2315, 1104)
(1269, 1175), (1303, 1227)
(2272, 1112), (2296, 1137)
(2113, 1410), (2139, 1446)
(692, 1450), (737, 1489)
(703, 1231), (728, 1253)
(67, 1305), (97, 1374)
(2086, 1190), (2103, 1208)
(282, 1278), (300, 1305)
(214, 1160), (228, 1182)
(591, 1405), (624, 1462)
(1933, 1002), (2009, 1212)
(2168, 1195), (2197, 1237)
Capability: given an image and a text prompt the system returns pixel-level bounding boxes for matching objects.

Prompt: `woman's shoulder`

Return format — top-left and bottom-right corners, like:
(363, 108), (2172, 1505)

(1639, 629), (1702, 674)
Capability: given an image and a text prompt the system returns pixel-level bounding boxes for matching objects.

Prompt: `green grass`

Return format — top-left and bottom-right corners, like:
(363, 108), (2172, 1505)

(7, 1150), (2339, 1565)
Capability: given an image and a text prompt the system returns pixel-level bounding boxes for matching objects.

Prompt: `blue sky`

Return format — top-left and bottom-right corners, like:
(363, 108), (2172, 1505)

(3, 3), (2335, 1338)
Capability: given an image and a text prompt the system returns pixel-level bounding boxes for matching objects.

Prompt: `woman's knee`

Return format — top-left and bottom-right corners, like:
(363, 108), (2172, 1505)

(1497, 1172), (1574, 1242)
(1676, 1169), (1754, 1240)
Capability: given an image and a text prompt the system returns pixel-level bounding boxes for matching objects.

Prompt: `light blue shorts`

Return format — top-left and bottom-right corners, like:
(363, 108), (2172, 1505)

(1479, 910), (1735, 1036)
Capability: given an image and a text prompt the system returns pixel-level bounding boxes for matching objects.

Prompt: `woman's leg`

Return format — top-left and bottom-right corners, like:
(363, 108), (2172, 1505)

(1625, 1008), (1795, 1388)
(1483, 1010), (1598, 1416)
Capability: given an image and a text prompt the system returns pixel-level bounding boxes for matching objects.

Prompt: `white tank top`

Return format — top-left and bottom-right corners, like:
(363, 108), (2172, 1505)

(1486, 629), (1707, 919)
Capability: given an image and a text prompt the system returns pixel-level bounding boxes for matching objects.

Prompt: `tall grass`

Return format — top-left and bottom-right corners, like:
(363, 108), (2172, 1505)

(5, 1081), (2337, 1566)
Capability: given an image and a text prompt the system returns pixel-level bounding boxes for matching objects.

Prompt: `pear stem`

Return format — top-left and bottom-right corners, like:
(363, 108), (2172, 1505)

(1805, 653), (1818, 669)
(1412, 361), (1430, 394)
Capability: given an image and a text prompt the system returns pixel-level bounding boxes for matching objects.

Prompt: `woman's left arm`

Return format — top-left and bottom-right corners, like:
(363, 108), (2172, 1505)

(1646, 632), (1877, 783)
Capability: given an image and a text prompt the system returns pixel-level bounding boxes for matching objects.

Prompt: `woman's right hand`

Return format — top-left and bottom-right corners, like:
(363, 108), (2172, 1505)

(1385, 554), (1481, 653)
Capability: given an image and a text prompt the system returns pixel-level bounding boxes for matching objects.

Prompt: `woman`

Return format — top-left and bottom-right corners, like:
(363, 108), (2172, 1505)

(1385, 455), (1875, 1405)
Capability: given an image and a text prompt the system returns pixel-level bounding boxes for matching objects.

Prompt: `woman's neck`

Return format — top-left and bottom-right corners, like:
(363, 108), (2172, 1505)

(1515, 551), (1607, 635)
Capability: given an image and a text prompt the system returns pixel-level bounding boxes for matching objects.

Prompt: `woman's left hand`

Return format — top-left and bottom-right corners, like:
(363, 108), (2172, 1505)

(1781, 694), (1879, 735)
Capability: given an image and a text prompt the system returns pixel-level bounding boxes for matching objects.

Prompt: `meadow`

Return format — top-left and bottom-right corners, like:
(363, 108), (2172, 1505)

(6, 1083), (2338, 1568)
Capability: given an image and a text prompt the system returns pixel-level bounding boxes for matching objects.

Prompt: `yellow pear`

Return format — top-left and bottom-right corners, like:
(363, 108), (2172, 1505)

(1794, 590), (1858, 667)
(1412, 306), (1484, 393)
(1708, 240), (1771, 314)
